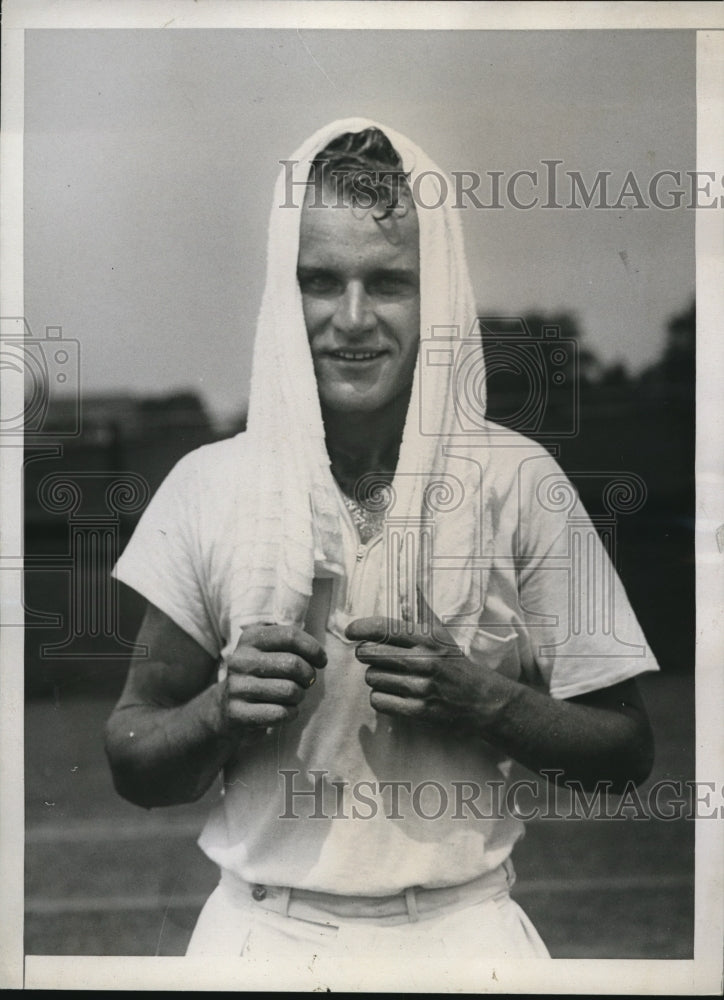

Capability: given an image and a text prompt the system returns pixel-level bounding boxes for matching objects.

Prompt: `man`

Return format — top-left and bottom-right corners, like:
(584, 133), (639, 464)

(105, 119), (657, 982)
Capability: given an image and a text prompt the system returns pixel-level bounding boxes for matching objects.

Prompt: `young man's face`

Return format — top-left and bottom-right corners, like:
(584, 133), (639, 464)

(297, 190), (420, 416)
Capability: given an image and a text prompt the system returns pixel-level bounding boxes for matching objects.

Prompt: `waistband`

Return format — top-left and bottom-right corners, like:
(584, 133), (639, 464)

(221, 860), (516, 926)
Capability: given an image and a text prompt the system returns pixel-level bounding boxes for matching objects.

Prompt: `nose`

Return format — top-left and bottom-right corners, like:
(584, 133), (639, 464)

(333, 281), (375, 337)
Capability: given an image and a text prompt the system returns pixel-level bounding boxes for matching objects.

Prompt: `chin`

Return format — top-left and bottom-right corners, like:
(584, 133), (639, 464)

(317, 379), (413, 418)
(320, 394), (385, 415)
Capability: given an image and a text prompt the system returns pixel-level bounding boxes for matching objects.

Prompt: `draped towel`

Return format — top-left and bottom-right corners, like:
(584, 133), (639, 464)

(230, 118), (493, 654)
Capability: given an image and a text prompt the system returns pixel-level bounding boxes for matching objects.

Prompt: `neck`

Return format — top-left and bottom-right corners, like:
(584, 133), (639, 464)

(322, 395), (409, 496)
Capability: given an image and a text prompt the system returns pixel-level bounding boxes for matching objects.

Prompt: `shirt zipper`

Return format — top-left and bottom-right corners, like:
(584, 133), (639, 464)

(337, 490), (381, 616)
(346, 544), (369, 614)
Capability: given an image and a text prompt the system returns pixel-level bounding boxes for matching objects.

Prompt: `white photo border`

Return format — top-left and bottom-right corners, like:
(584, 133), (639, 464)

(2, 1), (722, 993)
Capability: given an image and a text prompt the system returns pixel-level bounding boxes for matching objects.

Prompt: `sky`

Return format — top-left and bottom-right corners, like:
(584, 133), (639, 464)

(24, 29), (695, 425)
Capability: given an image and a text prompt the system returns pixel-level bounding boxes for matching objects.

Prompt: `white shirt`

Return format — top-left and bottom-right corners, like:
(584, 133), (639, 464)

(113, 427), (658, 894)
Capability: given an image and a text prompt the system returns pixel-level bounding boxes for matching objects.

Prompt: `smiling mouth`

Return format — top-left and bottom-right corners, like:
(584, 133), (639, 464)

(327, 350), (386, 361)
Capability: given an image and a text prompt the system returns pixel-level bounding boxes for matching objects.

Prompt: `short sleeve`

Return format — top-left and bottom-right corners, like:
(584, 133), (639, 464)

(516, 452), (659, 700)
(112, 451), (220, 658)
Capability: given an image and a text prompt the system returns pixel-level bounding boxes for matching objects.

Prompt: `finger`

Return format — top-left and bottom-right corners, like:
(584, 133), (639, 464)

(228, 650), (317, 688)
(227, 700), (299, 728)
(345, 617), (423, 648)
(354, 643), (433, 672)
(364, 668), (432, 699)
(369, 691), (426, 718)
(237, 624), (328, 669)
(228, 675), (307, 706)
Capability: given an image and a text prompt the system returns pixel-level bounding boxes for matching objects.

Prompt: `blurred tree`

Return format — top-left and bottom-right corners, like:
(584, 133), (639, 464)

(662, 300), (696, 383)
(480, 302), (695, 677)
(515, 310), (602, 386)
(482, 303), (695, 447)
(599, 361), (629, 386)
(639, 299), (695, 390)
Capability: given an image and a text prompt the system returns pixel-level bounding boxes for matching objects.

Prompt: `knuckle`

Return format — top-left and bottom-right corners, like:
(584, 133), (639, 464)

(239, 677), (264, 702)
(281, 653), (300, 674)
(227, 673), (250, 695)
(226, 700), (256, 724)
(414, 649), (435, 674)
(228, 649), (256, 674)
(282, 679), (301, 702)
(418, 676), (433, 697)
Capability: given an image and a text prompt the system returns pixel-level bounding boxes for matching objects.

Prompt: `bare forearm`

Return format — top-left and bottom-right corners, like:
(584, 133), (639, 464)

(104, 681), (238, 808)
(349, 612), (654, 792)
(105, 620), (325, 809)
(473, 673), (653, 791)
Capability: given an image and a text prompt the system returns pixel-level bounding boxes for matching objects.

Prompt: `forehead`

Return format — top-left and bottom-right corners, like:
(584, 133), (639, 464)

(297, 197), (420, 271)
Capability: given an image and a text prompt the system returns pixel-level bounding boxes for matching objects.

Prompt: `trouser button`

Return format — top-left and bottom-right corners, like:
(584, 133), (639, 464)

(252, 884), (267, 901)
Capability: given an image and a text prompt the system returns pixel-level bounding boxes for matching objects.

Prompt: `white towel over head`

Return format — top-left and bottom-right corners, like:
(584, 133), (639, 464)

(230, 118), (494, 654)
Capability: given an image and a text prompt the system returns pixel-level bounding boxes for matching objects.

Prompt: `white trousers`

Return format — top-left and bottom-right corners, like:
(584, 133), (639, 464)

(187, 863), (550, 990)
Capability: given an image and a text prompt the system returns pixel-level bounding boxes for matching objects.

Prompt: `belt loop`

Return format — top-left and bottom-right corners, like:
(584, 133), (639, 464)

(404, 886), (420, 923)
(280, 886), (292, 917)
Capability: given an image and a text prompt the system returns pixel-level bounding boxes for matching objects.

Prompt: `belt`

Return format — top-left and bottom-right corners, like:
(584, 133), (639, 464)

(222, 860), (516, 926)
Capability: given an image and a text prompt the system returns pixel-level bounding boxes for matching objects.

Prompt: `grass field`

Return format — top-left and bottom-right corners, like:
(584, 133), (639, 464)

(25, 671), (694, 959)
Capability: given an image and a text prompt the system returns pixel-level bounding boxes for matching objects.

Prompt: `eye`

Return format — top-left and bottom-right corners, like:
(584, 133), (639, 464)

(297, 271), (341, 296)
(369, 273), (419, 298)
